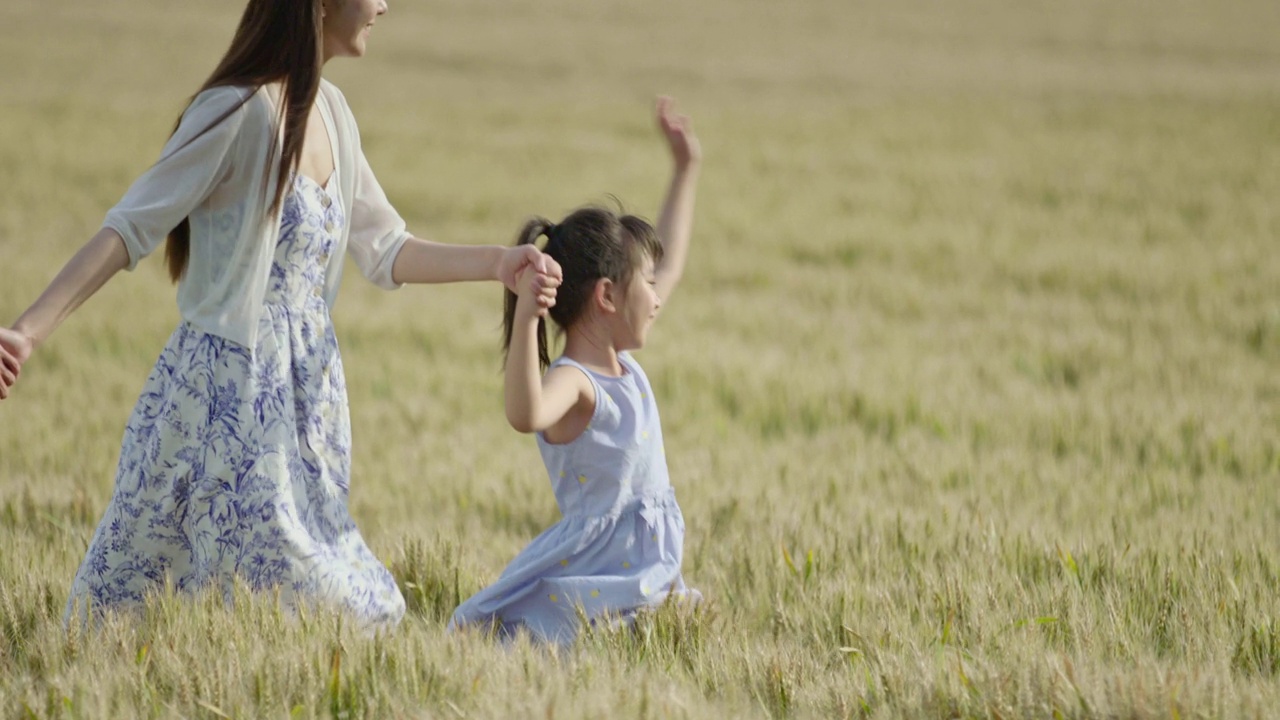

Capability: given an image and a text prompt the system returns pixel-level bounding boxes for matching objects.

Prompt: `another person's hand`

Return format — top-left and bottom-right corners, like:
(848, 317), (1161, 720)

(657, 96), (701, 169)
(513, 263), (557, 319)
(0, 327), (33, 400)
(499, 245), (562, 310)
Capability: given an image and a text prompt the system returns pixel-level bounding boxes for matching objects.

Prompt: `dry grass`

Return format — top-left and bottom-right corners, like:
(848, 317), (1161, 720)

(1, 0), (1279, 716)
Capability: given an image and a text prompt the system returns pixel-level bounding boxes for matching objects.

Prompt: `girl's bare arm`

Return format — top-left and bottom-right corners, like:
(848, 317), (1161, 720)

(653, 96), (702, 305)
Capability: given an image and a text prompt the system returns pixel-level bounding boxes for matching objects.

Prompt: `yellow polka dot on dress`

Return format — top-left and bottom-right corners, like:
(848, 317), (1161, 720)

(622, 561), (631, 569)
(578, 474), (588, 484)
(559, 470), (566, 479)
(549, 594), (559, 603)
(590, 589), (600, 598)
(560, 559), (569, 567)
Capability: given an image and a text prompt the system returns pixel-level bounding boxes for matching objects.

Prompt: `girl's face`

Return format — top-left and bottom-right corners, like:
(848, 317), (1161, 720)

(614, 256), (662, 352)
(322, 0), (388, 61)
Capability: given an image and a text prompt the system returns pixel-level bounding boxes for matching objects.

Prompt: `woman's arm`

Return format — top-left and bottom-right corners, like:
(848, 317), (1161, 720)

(347, 145), (561, 299)
(0, 88), (253, 402)
(652, 96), (702, 305)
(390, 237), (561, 308)
(11, 228), (131, 347)
(0, 228), (130, 400)
(390, 237), (551, 287)
(390, 238), (504, 285)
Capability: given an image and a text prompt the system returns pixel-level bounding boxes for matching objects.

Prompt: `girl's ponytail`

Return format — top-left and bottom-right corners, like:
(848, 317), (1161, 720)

(502, 217), (555, 371)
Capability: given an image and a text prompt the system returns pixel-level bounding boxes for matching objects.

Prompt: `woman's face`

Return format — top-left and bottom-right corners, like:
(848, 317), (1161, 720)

(322, 0), (388, 61)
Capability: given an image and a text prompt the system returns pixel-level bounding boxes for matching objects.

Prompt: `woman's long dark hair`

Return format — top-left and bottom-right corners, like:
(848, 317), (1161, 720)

(502, 207), (664, 371)
(164, 0), (324, 282)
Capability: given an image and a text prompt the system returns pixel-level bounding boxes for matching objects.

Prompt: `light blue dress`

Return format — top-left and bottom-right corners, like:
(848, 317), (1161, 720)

(66, 174), (406, 628)
(450, 353), (700, 644)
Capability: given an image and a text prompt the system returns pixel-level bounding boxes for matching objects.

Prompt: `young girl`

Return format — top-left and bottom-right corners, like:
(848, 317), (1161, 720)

(448, 97), (701, 645)
(0, 0), (559, 628)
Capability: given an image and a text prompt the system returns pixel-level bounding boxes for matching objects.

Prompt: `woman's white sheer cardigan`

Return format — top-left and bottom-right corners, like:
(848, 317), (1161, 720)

(103, 79), (410, 348)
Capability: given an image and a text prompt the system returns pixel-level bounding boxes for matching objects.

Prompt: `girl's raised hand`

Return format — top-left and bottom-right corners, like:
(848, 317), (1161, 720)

(0, 326), (33, 400)
(656, 96), (701, 169)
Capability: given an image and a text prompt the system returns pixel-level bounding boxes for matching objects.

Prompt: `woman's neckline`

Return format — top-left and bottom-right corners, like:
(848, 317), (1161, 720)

(296, 169), (336, 193)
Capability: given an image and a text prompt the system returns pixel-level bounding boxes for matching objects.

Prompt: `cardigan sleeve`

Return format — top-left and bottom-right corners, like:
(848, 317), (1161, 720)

(103, 86), (252, 271)
(345, 120), (411, 290)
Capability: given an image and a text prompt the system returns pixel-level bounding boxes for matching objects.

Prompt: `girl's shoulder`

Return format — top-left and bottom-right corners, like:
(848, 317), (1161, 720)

(535, 359), (601, 446)
(545, 357), (604, 410)
(545, 357), (599, 393)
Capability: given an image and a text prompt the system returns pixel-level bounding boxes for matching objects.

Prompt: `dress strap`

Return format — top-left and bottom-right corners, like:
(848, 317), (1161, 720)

(548, 355), (588, 374)
(547, 356), (605, 421)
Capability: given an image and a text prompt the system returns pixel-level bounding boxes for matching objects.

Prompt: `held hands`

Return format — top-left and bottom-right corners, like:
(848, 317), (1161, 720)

(499, 245), (561, 318)
(657, 96), (701, 169)
(0, 326), (33, 401)
(512, 264), (555, 319)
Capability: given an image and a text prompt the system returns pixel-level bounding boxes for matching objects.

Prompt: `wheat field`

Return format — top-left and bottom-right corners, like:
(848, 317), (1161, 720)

(1, 0), (1279, 717)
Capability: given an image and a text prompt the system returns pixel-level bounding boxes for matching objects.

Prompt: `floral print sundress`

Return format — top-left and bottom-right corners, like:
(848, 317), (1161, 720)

(66, 173), (406, 628)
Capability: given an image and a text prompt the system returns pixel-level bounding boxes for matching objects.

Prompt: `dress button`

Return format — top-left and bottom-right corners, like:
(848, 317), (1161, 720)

(320, 251), (330, 263)
(320, 194), (332, 209)
(312, 286), (322, 297)
(324, 221), (334, 233)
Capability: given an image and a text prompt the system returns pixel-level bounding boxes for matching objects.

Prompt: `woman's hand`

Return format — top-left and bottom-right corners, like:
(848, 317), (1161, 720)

(657, 96), (701, 170)
(512, 264), (555, 320)
(0, 327), (34, 400)
(499, 245), (561, 310)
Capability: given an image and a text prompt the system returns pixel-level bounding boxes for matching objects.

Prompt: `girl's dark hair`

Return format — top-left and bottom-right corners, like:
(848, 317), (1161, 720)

(164, 0), (324, 282)
(503, 206), (664, 371)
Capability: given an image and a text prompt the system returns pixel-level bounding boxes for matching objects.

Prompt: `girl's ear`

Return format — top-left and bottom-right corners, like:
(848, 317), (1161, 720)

(593, 278), (618, 314)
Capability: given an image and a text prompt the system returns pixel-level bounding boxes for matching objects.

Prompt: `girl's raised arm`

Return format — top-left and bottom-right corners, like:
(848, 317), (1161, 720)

(504, 268), (590, 435)
(652, 96), (702, 305)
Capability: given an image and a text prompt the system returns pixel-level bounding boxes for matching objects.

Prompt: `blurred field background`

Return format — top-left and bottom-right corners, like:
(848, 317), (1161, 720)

(2, 0), (1280, 716)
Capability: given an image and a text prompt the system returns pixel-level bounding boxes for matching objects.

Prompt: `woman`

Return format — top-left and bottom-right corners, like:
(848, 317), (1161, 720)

(0, 0), (559, 628)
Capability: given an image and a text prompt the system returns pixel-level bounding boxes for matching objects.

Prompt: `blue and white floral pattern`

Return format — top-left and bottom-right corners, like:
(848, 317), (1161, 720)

(66, 174), (405, 628)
